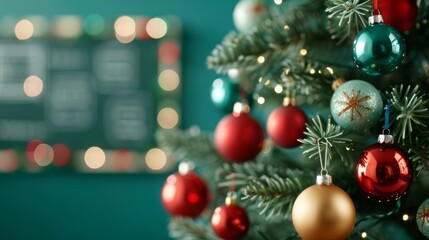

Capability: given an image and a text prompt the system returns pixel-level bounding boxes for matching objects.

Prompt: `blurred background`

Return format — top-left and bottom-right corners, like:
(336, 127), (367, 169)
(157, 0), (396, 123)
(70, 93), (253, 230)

(0, 0), (235, 239)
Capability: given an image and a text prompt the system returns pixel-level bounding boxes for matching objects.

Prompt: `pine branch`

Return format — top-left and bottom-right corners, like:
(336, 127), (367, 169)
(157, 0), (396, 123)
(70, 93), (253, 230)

(325, 0), (372, 43)
(241, 171), (313, 219)
(298, 115), (356, 163)
(409, 131), (429, 176)
(155, 127), (222, 165)
(169, 218), (219, 240)
(388, 85), (429, 145)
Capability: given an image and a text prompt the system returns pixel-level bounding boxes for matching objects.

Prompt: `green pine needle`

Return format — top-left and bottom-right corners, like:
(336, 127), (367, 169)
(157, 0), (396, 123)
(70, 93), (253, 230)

(155, 127), (222, 164)
(325, 0), (372, 43)
(388, 85), (429, 145)
(241, 171), (313, 219)
(169, 218), (219, 240)
(298, 115), (354, 163)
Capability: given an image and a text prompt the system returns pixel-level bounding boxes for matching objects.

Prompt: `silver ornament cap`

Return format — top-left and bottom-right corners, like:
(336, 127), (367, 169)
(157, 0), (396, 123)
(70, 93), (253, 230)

(369, 14), (384, 25)
(316, 174), (332, 185)
(378, 134), (394, 144)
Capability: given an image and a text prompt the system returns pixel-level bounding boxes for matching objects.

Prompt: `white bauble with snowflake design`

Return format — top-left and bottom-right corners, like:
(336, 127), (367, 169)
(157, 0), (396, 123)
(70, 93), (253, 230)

(330, 80), (383, 131)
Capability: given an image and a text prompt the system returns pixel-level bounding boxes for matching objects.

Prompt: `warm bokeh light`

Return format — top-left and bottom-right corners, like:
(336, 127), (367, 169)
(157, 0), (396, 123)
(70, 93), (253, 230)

(53, 16), (82, 38)
(158, 41), (180, 65)
(52, 144), (71, 167)
(157, 107), (179, 129)
(274, 0), (283, 4)
(361, 232), (367, 238)
(114, 16), (135, 37)
(84, 14), (105, 36)
(34, 143), (54, 167)
(145, 148), (167, 170)
(15, 19), (34, 40)
(26, 140), (43, 162)
(84, 146), (106, 169)
(402, 214), (409, 221)
(158, 69), (180, 91)
(257, 56), (265, 63)
(111, 149), (134, 171)
(0, 150), (19, 172)
(146, 18), (167, 39)
(274, 84), (283, 93)
(23, 75), (44, 97)
(300, 48), (308, 56)
(115, 32), (136, 44)
(257, 97), (265, 104)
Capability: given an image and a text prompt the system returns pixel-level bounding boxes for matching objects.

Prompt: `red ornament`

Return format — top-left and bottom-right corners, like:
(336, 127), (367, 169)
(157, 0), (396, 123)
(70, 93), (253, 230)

(161, 171), (209, 218)
(211, 204), (250, 239)
(214, 104), (264, 163)
(379, 0), (418, 32)
(355, 135), (413, 202)
(266, 104), (308, 148)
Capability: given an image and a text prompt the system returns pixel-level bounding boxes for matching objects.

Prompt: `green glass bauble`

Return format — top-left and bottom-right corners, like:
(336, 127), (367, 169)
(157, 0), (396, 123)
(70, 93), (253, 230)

(330, 80), (383, 131)
(352, 23), (406, 76)
(210, 78), (240, 112)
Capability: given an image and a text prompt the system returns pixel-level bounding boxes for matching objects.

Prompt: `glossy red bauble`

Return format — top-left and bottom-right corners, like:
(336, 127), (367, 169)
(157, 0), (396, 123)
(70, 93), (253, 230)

(379, 0), (418, 32)
(355, 142), (413, 202)
(211, 204), (250, 240)
(214, 112), (264, 163)
(161, 172), (210, 218)
(266, 105), (308, 148)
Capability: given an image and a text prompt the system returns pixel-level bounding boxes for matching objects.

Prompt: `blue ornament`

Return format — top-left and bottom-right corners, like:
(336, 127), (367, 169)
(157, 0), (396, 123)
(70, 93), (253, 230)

(210, 78), (240, 112)
(352, 15), (406, 76)
(330, 80), (383, 131)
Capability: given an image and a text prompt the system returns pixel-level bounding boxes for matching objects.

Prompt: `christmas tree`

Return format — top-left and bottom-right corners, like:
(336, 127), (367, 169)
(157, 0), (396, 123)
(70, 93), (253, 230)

(158, 0), (429, 239)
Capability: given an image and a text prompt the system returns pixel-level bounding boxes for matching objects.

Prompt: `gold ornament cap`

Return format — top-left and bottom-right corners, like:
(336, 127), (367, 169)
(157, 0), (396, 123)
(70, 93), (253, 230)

(316, 174), (332, 185)
(225, 191), (237, 205)
(233, 102), (250, 115)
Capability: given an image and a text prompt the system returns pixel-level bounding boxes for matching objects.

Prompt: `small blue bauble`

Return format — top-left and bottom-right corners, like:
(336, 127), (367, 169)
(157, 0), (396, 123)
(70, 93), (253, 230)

(330, 80), (383, 131)
(352, 23), (406, 76)
(210, 78), (240, 112)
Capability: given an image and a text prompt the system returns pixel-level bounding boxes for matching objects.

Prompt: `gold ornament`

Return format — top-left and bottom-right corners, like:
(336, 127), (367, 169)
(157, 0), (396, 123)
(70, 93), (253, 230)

(331, 77), (346, 91)
(292, 175), (356, 240)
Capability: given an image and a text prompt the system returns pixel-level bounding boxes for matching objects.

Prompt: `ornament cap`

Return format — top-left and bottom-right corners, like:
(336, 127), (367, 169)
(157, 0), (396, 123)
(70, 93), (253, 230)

(178, 161), (195, 175)
(283, 96), (296, 106)
(369, 14), (384, 25)
(316, 174), (332, 185)
(233, 102), (250, 115)
(225, 191), (237, 205)
(378, 134), (394, 144)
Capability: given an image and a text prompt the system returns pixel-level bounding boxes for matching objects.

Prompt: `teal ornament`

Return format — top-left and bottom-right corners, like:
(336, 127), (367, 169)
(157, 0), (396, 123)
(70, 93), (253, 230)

(417, 198), (429, 238)
(233, 0), (267, 33)
(210, 78), (240, 112)
(330, 80), (383, 131)
(352, 14), (406, 76)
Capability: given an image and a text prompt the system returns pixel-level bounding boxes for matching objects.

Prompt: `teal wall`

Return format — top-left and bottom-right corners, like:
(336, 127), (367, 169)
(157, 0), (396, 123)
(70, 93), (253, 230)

(0, 1), (235, 239)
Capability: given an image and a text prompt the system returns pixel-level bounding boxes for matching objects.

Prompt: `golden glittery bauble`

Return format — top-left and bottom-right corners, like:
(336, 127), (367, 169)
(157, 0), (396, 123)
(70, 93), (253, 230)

(292, 184), (356, 240)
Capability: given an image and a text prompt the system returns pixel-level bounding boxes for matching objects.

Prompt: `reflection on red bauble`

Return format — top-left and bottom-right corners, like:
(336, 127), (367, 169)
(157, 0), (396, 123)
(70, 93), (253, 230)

(161, 172), (209, 218)
(211, 204), (250, 240)
(266, 105), (307, 148)
(214, 111), (264, 163)
(379, 0), (418, 32)
(355, 142), (413, 202)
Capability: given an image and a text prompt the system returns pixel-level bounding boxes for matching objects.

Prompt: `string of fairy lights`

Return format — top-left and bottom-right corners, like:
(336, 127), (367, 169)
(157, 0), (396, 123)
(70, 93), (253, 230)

(0, 15), (181, 173)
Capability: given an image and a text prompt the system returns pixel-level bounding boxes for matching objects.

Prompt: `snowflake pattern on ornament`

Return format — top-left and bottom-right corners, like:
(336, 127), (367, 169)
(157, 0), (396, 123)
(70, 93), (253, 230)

(336, 89), (371, 121)
(417, 199), (429, 237)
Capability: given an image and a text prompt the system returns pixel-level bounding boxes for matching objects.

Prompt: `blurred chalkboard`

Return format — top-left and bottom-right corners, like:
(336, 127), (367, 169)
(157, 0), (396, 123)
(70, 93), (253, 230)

(0, 15), (181, 173)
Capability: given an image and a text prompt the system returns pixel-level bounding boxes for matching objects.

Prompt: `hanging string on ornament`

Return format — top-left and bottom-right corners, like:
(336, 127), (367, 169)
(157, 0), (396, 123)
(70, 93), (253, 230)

(355, 104), (414, 202)
(352, 0), (406, 76)
(292, 138), (356, 240)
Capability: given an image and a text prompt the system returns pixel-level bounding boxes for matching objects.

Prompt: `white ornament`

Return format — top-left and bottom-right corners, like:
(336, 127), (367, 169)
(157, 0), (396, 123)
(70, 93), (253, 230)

(233, 0), (267, 33)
